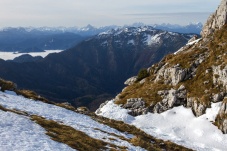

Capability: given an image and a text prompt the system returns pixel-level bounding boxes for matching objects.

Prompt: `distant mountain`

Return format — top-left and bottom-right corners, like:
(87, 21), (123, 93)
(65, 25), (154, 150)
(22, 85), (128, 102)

(152, 23), (203, 34)
(0, 26), (194, 110)
(125, 22), (203, 34)
(10, 54), (43, 63)
(0, 23), (201, 53)
(0, 28), (85, 52)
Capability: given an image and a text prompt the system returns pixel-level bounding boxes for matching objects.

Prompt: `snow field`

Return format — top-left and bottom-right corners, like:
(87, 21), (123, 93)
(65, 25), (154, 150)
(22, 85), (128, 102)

(0, 110), (74, 151)
(0, 91), (144, 151)
(97, 100), (227, 151)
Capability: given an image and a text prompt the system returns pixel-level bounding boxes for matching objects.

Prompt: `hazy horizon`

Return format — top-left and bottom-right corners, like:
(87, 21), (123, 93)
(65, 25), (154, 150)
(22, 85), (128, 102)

(0, 0), (220, 28)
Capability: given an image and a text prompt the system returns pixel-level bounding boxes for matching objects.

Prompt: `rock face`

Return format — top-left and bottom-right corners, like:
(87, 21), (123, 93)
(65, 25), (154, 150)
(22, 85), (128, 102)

(186, 97), (207, 117)
(123, 98), (148, 116)
(213, 65), (227, 90)
(124, 76), (137, 86)
(97, 0), (227, 134)
(201, 0), (227, 37)
(216, 100), (227, 133)
(152, 85), (187, 113)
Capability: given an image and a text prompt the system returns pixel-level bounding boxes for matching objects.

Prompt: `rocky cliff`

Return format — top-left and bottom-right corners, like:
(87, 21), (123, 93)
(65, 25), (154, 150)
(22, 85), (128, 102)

(105, 0), (227, 133)
(201, 0), (227, 37)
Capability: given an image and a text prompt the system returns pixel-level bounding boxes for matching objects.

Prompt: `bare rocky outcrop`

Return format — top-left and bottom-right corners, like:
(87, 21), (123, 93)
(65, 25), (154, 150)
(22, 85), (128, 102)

(151, 85), (187, 113)
(154, 64), (190, 86)
(123, 98), (148, 116)
(124, 76), (138, 86)
(201, 0), (227, 37)
(96, 0), (227, 134)
(186, 97), (207, 117)
(212, 92), (226, 103)
(215, 100), (227, 133)
(213, 65), (227, 90)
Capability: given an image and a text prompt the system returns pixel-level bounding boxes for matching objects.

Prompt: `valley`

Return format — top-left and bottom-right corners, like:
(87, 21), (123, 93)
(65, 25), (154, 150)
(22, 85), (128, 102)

(0, 0), (226, 150)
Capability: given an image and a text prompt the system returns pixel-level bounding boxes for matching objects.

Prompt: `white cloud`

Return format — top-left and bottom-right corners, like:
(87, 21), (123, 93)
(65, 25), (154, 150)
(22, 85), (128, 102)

(0, 0), (220, 27)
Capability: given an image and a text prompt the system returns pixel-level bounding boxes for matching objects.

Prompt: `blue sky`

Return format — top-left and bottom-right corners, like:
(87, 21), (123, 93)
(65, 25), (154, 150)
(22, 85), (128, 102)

(0, 0), (220, 27)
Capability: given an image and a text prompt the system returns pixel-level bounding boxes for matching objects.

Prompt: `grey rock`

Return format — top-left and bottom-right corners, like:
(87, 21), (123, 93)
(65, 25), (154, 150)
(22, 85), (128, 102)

(154, 65), (188, 86)
(152, 87), (187, 113)
(213, 65), (227, 91)
(124, 76), (137, 86)
(187, 97), (207, 117)
(201, 0), (227, 37)
(222, 119), (227, 134)
(188, 35), (199, 43)
(213, 93), (225, 102)
(216, 101), (227, 134)
(123, 98), (148, 116)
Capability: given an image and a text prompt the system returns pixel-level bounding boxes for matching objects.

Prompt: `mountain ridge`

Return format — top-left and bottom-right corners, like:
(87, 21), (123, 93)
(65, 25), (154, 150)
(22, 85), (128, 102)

(0, 26), (194, 110)
(97, 0), (227, 136)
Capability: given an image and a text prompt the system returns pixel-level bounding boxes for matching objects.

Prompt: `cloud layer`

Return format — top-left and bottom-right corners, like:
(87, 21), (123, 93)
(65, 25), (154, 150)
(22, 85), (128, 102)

(0, 0), (220, 27)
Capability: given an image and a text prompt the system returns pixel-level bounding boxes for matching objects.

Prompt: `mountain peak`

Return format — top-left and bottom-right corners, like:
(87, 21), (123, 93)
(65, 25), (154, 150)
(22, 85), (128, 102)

(201, 0), (227, 37)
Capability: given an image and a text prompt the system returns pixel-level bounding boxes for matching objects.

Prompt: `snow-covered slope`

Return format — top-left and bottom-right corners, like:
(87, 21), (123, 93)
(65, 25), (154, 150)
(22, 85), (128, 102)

(0, 110), (74, 151)
(97, 100), (227, 151)
(0, 90), (145, 151)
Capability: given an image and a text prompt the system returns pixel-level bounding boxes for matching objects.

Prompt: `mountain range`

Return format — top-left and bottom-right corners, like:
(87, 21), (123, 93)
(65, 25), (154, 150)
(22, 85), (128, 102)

(0, 23), (202, 53)
(0, 0), (226, 150)
(0, 26), (194, 110)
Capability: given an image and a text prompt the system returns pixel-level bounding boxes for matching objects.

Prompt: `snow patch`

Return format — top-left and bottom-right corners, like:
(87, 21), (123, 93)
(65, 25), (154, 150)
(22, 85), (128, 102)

(186, 38), (201, 46)
(127, 40), (135, 45)
(0, 91), (144, 151)
(145, 34), (161, 45)
(97, 100), (227, 151)
(174, 38), (201, 55)
(0, 110), (74, 151)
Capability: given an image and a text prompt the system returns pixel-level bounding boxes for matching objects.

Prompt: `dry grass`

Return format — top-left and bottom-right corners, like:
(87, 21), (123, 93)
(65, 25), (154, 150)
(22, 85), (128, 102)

(16, 89), (52, 104)
(31, 115), (126, 151)
(116, 80), (171, 106)
(0, 78), (17, 92)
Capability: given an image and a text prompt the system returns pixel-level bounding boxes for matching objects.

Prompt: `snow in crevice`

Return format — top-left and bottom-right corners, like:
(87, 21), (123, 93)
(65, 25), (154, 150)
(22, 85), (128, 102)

(174, 38), (202, 55)
(186, 38), (201, 46)
(0, 91), (144, 151)
(127, 39), (135, 45)
(97, 100), (227, 151)
(145, 34), (162, 45)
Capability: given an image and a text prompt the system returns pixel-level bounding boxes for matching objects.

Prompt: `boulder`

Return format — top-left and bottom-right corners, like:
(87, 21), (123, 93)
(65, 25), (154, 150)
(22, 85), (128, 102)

(213, 65), (227, 91)
(215, 100), (227, 133)
(187, 97), (207, 117)
(152, 86), (187, 113)
(212, 93), (225, 102)
(123, 98), (148, 116)
(124, 76), (137, 86)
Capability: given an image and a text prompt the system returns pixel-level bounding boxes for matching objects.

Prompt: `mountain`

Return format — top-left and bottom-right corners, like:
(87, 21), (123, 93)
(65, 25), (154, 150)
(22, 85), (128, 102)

(97, 0), (227, 150)
(0, 28), (85, 52)
(0, 26), (194, 110)
(0, 23), (202, 53)
(153, 22), (203, 34)
(0, 79), (191, 151)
